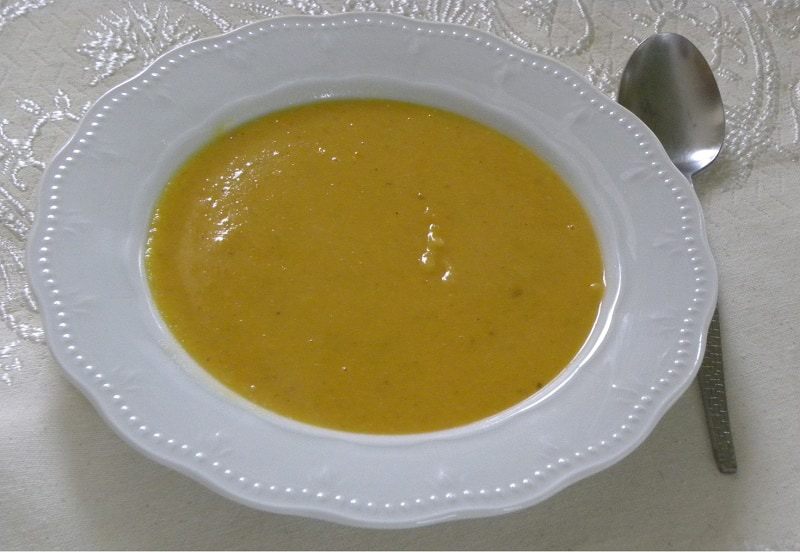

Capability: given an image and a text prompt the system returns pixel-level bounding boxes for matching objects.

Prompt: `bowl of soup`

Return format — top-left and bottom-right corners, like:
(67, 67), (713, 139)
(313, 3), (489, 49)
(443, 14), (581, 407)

(28, 14), (717, 527)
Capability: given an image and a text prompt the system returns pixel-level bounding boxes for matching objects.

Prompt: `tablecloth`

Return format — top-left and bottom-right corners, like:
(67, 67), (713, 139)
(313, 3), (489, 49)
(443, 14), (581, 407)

(1, 1), (798, 549)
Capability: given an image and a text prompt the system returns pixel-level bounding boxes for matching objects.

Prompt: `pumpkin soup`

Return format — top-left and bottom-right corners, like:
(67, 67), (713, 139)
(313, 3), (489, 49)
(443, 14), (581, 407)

(146, 99), (604, 434)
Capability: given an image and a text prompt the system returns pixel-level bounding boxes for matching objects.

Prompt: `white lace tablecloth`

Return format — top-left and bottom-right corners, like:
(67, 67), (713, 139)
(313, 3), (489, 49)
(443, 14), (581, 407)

(1, 1), (798, 549)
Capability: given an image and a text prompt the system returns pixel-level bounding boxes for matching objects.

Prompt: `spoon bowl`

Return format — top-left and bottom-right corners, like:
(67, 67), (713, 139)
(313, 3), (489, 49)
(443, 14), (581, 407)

(618, 33), (725, 177)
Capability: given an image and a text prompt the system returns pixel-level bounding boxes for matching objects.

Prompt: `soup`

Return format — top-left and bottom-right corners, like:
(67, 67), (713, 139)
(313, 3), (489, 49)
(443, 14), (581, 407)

(146, 99), (604, 434)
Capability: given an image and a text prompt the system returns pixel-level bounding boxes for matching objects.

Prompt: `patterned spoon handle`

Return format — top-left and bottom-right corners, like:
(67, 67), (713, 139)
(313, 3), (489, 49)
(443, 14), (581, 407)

(698, 306), (737, 473)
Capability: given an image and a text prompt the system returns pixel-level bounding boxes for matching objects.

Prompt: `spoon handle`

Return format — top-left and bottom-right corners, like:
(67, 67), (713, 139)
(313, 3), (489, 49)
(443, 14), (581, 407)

(698, 306), (737, 473)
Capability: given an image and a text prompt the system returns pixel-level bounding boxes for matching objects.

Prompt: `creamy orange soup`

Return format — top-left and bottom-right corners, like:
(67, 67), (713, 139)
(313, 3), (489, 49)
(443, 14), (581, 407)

(146, 99), (604, 434)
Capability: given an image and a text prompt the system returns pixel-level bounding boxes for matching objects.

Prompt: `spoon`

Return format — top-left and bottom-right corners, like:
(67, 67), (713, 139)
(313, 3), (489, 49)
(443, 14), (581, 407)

(618, 33), (736, 474)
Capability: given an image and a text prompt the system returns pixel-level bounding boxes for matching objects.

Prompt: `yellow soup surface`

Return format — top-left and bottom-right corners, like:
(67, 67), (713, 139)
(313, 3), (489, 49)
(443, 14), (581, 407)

(146, 99), (604, 434)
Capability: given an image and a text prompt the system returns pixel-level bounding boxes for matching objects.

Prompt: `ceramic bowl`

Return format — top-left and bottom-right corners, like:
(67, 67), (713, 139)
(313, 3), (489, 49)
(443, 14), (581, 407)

(28, 13), (717, 528)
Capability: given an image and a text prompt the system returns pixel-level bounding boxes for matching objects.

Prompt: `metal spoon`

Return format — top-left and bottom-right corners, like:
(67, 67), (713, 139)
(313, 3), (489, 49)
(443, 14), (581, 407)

(618, 33), (736, 474)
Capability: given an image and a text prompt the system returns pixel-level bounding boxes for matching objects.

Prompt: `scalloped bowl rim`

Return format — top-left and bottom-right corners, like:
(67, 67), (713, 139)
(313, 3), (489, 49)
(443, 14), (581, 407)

(27, 13), (717, 528)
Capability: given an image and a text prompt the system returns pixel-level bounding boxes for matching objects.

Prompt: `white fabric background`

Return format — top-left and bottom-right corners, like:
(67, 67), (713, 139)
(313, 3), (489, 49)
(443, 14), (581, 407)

(1, 1), (798, 549)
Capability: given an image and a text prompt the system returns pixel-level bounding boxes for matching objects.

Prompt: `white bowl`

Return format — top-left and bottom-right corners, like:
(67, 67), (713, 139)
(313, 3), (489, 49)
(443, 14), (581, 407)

(28, 14), (717, 528)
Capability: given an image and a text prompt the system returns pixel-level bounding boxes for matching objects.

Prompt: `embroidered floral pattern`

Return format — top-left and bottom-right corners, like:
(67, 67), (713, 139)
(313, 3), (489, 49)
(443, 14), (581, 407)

(0, 0), (53, 33)
(78, 3), (203, 85)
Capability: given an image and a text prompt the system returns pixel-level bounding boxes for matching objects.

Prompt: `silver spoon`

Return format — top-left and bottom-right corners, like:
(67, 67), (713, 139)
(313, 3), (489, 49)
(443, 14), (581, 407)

(618, 33), (736, 474)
